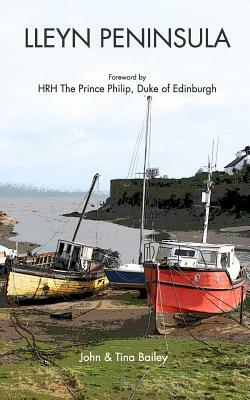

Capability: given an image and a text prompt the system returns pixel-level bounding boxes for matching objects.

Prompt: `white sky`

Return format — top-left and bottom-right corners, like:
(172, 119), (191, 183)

(1, 0), (250, 191)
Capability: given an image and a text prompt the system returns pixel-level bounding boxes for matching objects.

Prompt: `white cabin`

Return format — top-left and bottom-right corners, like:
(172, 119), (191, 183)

(155, 241), (241, 281)
(54, 239), (94, 271)
(114, 263), (144, 273)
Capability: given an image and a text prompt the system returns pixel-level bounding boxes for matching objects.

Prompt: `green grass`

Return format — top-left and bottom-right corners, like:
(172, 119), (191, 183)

(0, 338), (249, 400)
(113, 290), (147, 307)
(243, 294), (250, 312)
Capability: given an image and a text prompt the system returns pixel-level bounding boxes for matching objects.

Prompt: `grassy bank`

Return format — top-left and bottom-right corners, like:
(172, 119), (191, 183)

(0, 336), (249, 400)
(0, 290), (249, 399)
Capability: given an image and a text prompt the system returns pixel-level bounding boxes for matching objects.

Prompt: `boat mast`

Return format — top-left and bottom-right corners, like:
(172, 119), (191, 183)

(202, 161), (212, 244)
(202, 138), (219, 244)
(72, 173), (99, 242)
(139, 96), (152, 263)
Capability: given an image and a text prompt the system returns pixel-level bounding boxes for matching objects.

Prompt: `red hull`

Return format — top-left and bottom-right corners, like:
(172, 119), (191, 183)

(144, 263), (248, 315)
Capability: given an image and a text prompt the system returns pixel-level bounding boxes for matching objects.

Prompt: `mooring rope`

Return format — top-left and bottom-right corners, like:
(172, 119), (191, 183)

(129, 266), (169, 400)
(170, 263), (250, 328)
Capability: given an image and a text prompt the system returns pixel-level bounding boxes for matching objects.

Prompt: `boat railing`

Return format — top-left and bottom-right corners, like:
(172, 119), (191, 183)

(144, 242), (156, 262)
(17, 253), (55, 268)
(144, 242), (220, 269)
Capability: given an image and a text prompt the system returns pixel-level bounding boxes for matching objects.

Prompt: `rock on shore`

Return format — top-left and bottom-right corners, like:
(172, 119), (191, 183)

(0, 211), (17, 227)
(0, 210), (38, 253)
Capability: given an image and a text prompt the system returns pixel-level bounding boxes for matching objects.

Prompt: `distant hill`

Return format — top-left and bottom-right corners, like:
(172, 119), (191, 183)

(0, 183), (108, 197)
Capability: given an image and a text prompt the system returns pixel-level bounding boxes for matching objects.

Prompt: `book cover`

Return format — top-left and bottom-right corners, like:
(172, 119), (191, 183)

(0, 1), (249, 399)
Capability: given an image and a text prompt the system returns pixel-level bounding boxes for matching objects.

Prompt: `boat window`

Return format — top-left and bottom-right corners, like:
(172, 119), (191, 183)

(71, 246), (80, 262)
(198, 251), (217, 265)
(174, 249), (195, 257)
(58, 242), (65, 255)
(66, 244), (72, 254)
(70, 246), (81, 269)
(156, 246), (171, 262)
(221, 253), (230, 268)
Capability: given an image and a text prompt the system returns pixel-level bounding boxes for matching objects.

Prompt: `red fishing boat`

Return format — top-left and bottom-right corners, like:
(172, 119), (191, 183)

(143, 154), (248, 332)
(144, 241), (247, 323)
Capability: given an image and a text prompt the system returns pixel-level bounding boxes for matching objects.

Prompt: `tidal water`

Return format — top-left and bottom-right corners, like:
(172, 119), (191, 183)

(0, 195), (151, 264)
(1, 195), (250, 273)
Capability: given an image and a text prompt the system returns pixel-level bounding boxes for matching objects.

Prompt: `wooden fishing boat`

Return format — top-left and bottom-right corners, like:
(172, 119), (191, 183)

(5, 174), (119, 303)
(6, 240), (117, 302)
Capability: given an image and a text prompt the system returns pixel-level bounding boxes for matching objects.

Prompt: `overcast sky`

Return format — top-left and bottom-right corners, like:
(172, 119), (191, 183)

(1, 0), (250, 191)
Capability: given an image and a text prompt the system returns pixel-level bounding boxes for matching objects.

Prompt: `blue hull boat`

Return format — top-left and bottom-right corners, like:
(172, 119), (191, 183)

(105, 264), (145, 289)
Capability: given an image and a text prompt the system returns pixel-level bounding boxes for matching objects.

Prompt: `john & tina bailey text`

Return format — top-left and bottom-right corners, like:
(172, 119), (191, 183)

(79, 351), (168, 364)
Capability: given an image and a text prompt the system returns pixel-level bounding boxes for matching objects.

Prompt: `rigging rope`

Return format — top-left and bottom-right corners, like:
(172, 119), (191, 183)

(129, 265), (169, 400)
(5, 264), (110, 398)
(168, 267), (225, 355)
(33, 191), (90, 254)
(127, 103), (147, 179)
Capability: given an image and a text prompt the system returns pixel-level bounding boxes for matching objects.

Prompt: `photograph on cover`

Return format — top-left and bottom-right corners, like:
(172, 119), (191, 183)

(0, 1), (249, 399)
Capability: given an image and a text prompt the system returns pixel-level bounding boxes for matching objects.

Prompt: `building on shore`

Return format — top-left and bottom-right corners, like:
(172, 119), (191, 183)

(224, 146), (250, 175)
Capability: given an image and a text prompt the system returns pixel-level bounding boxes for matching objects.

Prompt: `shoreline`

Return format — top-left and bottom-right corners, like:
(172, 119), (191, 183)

(169, 229), (250, 248)
(0, 211), (39, 254)
(1, 207), (250, 255)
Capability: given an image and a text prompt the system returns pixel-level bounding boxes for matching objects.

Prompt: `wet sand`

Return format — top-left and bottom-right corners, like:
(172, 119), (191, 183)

(0, 207), (249, 347)
(170, 229), (250, 248)
(0, 284), (249, 346)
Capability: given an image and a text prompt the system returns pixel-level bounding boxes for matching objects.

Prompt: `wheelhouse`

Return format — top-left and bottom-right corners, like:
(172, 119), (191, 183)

(54, 240), (94, 271)
(54, 240), (119, 272)
(145, 241), (241, 281)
